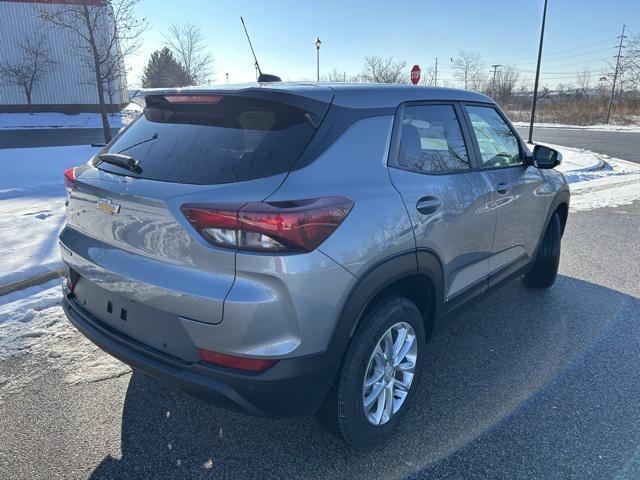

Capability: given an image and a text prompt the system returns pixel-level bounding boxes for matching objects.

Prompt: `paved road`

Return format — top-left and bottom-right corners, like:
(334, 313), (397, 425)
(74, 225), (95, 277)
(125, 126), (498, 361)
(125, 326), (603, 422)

(1, 201), (640, 479)
(0, 128), (120, 149)
(515, 126), (640, 164)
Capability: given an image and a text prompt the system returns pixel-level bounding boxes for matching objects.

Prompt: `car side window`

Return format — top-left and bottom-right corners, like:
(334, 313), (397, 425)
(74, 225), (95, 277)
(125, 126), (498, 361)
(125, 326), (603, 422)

(394, 105), (470, 173)
(465, 105), (523, 168)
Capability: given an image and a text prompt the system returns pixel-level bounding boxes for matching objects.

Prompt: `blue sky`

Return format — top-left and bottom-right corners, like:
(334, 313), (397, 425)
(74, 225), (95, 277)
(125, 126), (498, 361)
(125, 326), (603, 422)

(128, 0), (639, 88)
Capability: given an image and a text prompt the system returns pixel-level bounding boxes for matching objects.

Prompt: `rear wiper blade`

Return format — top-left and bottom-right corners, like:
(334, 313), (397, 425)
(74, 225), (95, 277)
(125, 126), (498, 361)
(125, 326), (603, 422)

(117, 132), (158, 155)
(96, 153), (142, 174)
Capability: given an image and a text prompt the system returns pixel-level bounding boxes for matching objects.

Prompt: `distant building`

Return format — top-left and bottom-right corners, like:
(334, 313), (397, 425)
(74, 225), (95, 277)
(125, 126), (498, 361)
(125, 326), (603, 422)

(0, 0), (128, 113)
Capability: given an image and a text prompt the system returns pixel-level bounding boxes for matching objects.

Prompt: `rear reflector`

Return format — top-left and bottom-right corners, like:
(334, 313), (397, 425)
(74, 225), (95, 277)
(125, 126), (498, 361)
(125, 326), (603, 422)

(197, 348), (277, 372)
(181, 197), (354, 253)
(64, 167), (76, 195)
(65, 267), (80, 293)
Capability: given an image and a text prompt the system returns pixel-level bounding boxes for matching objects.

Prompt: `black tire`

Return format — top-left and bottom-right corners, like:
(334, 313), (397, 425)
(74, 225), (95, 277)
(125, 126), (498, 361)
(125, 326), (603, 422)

(318, 294), (425, 448)
(523, 212), (561, 288)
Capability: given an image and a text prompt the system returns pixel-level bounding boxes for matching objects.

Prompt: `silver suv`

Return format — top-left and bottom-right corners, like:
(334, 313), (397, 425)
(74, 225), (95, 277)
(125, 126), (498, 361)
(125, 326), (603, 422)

(61, 83), (569, 447)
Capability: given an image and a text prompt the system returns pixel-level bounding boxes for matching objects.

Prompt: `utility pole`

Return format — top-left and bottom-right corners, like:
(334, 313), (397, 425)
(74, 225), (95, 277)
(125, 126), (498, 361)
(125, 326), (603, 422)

(434, 57), (438, 86)
(491, 64), (503, 98)
(606, 25), (626, 124)
(528, 0), (548, 144)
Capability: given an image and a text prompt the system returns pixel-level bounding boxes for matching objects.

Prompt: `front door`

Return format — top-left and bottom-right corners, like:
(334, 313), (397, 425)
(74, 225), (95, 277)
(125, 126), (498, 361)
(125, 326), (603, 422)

(462, 104), (548, 283)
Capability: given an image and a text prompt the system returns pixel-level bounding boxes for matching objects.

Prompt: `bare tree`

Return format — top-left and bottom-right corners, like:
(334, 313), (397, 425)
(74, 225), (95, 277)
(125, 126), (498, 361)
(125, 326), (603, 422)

(576, 68), (592, 98)
(493, 65), (520, 103)
(0, 33), (56, 114)
(451, 50), (485, 90)
(39, 0), (147, 142)
(361, 56), (407, 83)
(162, 23), (214, 84)
(418, 64), (437, 86)
(625, 33), (640, 92)
(322, 68), (359, 82)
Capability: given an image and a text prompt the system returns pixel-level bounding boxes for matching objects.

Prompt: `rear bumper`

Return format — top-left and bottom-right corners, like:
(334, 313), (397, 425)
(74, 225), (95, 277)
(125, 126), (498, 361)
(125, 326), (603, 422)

(62, 289), (339, 417)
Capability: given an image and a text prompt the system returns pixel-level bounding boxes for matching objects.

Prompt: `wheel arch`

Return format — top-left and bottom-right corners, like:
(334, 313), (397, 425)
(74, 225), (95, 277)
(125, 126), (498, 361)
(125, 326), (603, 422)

(555, 200), (569, 236)
(325, 250), (444, 374)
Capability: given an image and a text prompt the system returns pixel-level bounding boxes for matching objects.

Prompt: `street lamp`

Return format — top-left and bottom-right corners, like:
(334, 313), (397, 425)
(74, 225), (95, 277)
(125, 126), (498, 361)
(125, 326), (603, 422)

(315, 37), (321, 82)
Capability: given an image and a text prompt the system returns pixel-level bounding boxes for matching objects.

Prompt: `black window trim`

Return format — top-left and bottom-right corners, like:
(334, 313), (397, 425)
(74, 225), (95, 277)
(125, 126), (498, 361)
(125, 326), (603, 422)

(459, 101), (529, 171)
(387, 100), (482, 176)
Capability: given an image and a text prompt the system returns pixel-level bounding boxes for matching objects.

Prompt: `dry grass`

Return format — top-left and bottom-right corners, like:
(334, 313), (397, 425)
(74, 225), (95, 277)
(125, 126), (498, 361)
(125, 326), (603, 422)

(502, 98), (640, 126)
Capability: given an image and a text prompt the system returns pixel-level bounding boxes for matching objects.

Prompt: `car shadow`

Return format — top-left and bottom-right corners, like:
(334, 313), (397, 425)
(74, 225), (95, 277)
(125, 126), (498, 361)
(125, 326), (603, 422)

(89, 274), (640, 479)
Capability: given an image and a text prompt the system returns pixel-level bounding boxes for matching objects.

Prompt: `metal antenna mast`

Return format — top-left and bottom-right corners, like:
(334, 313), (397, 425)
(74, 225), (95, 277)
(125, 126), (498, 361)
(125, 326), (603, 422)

(240, 16), (262, 79)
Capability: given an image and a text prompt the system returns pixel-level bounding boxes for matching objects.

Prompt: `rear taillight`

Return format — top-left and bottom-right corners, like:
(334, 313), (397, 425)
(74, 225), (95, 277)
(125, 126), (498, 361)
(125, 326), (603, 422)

(181, 196), (353, 253)
(64, 167), (76, 195)
(197, 348), (277, 372)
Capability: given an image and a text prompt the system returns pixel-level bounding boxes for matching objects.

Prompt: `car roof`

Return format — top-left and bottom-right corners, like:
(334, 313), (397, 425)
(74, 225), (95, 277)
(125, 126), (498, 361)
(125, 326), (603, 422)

(138, 82), (494, 110)
(320, 82), (494, 109)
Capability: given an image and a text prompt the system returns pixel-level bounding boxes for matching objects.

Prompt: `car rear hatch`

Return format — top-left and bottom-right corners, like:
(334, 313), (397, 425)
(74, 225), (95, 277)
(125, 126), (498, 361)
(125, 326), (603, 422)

(61, 86), (333, 356)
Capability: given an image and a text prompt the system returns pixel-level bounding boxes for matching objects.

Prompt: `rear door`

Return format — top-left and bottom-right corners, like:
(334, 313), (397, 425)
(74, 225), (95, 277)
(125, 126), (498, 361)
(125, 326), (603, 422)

(461, 103), (547, 284)
(388, 102), (496, 302)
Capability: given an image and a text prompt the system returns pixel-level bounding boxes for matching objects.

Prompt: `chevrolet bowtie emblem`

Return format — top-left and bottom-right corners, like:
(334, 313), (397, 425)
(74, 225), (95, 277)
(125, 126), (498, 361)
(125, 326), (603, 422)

(96, 199), (121, 215)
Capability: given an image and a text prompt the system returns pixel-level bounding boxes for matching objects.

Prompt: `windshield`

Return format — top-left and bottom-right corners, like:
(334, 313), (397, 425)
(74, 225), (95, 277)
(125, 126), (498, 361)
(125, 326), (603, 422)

(97, 94), (327, 185)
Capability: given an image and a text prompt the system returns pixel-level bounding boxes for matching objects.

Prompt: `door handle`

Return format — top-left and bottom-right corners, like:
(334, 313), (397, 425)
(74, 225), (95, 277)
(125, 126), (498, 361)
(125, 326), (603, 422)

(496, 183), (510, 195)
(416, 196), (442, 215)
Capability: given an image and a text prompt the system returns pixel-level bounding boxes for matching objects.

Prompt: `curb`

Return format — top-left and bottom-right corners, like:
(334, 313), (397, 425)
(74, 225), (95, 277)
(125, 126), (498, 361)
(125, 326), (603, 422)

(566, 156), (606, 173)
(0, 268), (64, 297)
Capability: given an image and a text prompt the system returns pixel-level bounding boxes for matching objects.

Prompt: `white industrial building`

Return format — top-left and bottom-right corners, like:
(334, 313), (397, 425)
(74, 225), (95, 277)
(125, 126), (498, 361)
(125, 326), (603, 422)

(0, 0), (128, 113)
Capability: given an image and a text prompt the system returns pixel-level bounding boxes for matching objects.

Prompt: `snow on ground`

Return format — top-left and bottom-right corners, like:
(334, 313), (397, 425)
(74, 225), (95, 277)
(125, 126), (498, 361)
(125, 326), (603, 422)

(0, 145), (100, 287)
(567, 159), (640, 211)
(536, 142), (640, 211)
(513, 121), (640, 133)
(0, 103), (141, 130)
(0, 280), (130, 401)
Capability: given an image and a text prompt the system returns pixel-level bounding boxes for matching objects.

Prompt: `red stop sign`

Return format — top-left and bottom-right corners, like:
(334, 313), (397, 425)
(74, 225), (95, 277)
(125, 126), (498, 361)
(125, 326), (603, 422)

(411, 65), (421, 85)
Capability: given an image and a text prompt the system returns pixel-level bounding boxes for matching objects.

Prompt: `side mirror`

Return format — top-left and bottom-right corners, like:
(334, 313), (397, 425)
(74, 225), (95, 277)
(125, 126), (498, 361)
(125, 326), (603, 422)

(532, 144), (562, 169)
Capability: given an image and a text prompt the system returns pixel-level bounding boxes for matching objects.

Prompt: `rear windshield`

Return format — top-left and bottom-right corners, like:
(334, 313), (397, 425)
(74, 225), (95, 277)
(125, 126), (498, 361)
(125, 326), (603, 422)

(98, 94), (325, 185)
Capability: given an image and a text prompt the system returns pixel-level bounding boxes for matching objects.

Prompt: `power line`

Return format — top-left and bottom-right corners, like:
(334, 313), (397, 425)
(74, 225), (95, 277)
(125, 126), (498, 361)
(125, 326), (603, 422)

(487, 36), (617, 65)
(510, 46), (614, 66)
(514, 58), (606, 72)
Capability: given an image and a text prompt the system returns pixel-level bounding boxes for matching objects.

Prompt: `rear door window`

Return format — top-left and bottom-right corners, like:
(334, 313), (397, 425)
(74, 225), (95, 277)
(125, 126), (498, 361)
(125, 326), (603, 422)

(392, 104), (471, 173)
(97, 94), (327, 185)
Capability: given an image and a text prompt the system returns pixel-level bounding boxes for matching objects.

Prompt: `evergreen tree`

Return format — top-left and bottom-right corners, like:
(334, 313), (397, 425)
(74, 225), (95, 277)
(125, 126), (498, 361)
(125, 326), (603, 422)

(141, 47), (192, 88)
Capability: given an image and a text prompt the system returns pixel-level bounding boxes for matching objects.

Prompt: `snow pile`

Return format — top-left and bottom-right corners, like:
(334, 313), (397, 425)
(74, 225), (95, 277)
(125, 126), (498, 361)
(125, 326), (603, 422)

(0, 145), (100, 287)
(528, 142), (640, 211)
(0, 280), (130, 401)
(544, 143), (640, 211)
(568, 158), (640, 211)
(0, 103), (141, 130)
(553, 146), (604, 174)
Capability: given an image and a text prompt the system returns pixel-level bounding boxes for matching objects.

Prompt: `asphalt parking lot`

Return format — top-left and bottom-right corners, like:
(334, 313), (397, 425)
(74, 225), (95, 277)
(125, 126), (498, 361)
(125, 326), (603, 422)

(1, 197), (639, 479)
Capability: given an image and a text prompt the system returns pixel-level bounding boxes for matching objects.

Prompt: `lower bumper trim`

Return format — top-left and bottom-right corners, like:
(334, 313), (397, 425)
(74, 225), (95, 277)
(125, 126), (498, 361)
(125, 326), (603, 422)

(62, 290), (338, 417)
